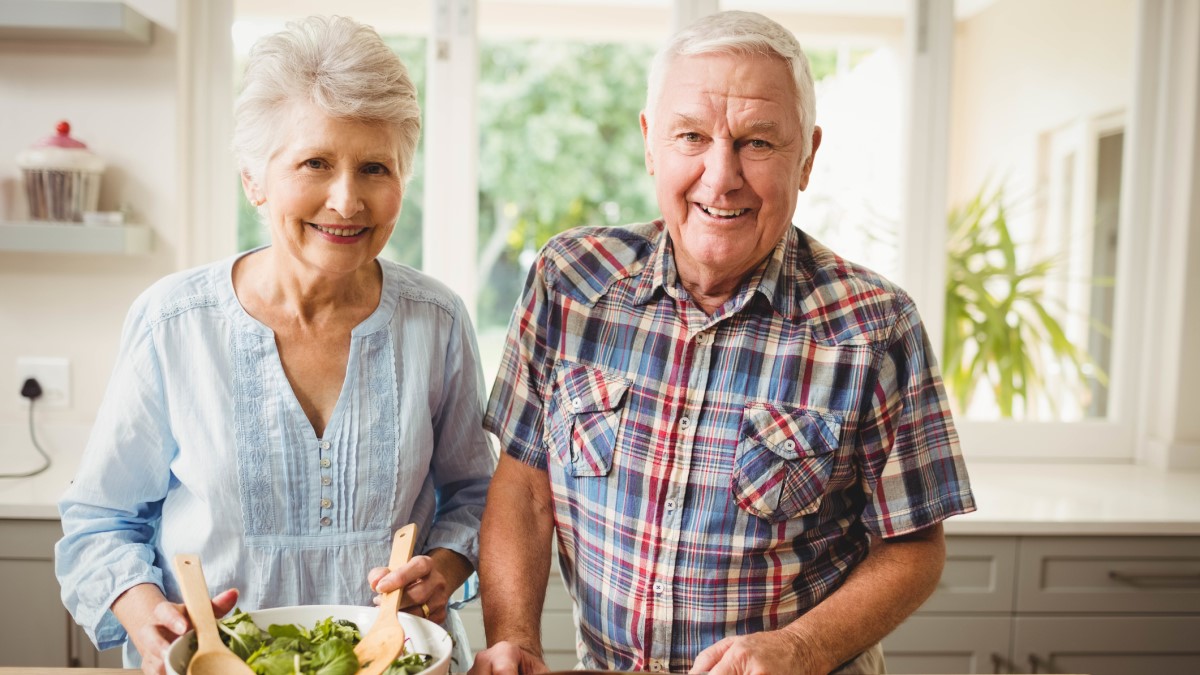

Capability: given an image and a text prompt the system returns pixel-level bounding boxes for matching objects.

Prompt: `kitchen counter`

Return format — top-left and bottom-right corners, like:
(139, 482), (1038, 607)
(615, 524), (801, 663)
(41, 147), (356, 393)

(3, 424), (1199, 534)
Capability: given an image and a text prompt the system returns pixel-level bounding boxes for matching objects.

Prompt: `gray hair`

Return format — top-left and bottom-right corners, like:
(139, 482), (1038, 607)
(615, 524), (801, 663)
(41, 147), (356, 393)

(645, 11), (817, 162)
(233, 15), (421, 182)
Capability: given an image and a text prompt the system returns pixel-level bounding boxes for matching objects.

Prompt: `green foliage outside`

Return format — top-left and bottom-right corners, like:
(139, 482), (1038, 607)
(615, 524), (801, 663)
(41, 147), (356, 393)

(941, 184), (1109, 418)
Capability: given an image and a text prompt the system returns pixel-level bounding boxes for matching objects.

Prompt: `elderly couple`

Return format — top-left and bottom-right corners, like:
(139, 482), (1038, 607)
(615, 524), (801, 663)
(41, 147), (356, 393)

(55, 10), (974, 675)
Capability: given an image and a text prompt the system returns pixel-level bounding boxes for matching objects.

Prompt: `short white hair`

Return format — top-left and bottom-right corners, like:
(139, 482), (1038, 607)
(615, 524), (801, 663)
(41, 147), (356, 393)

(645, 10), (817, 162)
(233, 15), (421, 182)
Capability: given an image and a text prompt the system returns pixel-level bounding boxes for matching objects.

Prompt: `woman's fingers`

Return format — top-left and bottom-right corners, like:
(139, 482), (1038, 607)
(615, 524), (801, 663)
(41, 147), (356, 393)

(211, 588), (239, 617)
(153, 600), (190, 636)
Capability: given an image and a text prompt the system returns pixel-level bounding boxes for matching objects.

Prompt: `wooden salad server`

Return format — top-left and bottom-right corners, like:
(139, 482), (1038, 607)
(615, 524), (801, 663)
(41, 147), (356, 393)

(173, 553), (254, 675)
(354, 523), (419, 675)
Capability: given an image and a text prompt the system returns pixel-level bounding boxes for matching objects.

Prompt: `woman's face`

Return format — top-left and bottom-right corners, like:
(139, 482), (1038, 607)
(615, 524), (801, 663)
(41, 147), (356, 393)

(245, 101), (404, 277)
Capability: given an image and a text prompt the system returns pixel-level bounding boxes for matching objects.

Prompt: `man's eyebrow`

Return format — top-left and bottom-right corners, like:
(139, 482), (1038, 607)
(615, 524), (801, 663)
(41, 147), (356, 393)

(668, 113), (705, 128)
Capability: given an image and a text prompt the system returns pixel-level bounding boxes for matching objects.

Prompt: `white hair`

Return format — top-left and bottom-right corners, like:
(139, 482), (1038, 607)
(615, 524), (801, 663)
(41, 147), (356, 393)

(645, 10), (817, 162)
(233, 15), (421, 182)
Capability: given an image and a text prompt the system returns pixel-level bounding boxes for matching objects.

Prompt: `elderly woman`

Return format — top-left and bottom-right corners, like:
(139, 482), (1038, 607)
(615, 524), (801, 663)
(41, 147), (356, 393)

(55, 15), (494, 673)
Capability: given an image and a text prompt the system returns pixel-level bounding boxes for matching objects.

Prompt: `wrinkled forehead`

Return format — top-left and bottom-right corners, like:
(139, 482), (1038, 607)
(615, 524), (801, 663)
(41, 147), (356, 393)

(655, 52), (800, 122)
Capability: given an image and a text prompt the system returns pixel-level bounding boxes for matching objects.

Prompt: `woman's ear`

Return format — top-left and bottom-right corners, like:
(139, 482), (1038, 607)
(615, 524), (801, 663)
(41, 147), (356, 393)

(241, 171), (265, 207)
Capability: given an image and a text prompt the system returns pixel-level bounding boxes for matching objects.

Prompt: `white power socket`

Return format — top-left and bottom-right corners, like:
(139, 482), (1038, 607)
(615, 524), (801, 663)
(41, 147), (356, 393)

(16, 357), (70, 408)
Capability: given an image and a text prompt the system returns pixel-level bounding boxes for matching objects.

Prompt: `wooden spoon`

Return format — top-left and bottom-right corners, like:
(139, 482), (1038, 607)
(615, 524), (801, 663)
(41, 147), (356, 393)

(173, 553), (254, 675)
(354, 523), (419, 675)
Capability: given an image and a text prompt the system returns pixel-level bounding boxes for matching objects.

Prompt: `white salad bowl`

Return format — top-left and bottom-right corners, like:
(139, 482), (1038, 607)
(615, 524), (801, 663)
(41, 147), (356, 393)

(164, 604), (452, 675)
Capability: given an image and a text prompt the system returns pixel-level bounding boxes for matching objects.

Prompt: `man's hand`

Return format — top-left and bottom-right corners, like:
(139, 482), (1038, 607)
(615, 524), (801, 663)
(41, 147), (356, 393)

(691, 628), (819, 675)
(112, 583), (239, 675)
(468, 640), (550, 674)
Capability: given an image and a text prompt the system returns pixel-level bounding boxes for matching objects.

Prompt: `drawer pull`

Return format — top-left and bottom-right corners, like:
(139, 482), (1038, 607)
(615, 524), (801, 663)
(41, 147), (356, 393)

(1108, 570), (1200, 587)
(990, 652), (1016, 673)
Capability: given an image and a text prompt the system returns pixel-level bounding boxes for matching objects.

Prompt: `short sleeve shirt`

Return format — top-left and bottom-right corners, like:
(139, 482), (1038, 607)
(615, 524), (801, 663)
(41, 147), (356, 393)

(484, 222), (975, 672)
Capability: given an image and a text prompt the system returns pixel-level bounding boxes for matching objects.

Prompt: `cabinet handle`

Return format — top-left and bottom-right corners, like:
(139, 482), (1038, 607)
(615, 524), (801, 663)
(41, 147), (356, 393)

(990, 652), (1016, 673)
(1108, 570), (1200, 587)
(1028, 653), (1047, 673)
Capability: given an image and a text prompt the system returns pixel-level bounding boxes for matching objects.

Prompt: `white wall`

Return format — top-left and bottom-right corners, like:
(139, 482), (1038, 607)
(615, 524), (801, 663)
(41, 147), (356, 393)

(948, 0), (1135, 207)
(0, 0), (180, 434)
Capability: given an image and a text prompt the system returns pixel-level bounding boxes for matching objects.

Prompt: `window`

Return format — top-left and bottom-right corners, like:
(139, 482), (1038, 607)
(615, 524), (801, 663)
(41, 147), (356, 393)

(213, 0), (1170, 464)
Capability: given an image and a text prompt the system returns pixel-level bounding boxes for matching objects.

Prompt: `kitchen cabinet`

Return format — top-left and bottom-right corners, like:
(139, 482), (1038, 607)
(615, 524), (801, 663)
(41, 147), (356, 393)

(0, 519), (121, 668)
(883, 535), (1200, 674)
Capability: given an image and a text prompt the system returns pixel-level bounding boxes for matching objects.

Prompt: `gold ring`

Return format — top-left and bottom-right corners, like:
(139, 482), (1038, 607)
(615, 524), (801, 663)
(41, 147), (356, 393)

(420, 603), (430, 618)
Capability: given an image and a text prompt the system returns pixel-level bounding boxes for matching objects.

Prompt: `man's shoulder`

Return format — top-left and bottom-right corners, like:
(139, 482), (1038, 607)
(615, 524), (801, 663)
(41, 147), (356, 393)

(795, 233), (919, 344)
(539, 221), (662, 304)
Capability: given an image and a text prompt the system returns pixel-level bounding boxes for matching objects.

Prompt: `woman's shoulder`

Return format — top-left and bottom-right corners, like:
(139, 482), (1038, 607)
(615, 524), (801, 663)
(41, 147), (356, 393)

(126, 257), (231, 327)
(379, 257), (466, 318)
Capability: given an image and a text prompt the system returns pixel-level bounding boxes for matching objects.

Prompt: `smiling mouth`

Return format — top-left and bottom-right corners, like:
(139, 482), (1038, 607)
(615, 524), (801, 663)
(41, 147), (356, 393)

(310, 223), (368, 237)
(698, 205), (749, 218)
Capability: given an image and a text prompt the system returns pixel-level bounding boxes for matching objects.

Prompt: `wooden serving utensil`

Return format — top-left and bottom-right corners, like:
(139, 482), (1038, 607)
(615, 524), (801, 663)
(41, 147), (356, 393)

(173, 554), (255, 675)
(354, 523), (419, 675)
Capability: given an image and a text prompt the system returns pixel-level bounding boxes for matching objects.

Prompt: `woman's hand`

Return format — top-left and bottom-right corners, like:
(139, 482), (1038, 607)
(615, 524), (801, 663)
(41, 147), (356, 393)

(368, 547), (473, 625)
(111, 582), (240, 675)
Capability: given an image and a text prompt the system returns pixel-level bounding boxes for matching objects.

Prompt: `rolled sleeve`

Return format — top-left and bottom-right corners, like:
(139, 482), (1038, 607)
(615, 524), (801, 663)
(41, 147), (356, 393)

(857, 295), (976, 537)
(55, 298), (174, 649)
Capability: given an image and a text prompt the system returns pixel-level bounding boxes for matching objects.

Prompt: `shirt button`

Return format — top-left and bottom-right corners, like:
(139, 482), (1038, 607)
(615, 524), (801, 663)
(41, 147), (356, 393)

(321, 499), (332, 509)
(652, 582), (665, 594)
(320, 517), (332, 526)
(571, 397), (582, 410)
(650, 665), (662, 673)
(320, 440), (330, 450)
(322, 477), (331, 486)
(665, 499), (677, 511)
(679, 416), (691, 430)
(696, 332), (711, 345)
(320, 459), (331, 468)
(784, 439), (797, 450)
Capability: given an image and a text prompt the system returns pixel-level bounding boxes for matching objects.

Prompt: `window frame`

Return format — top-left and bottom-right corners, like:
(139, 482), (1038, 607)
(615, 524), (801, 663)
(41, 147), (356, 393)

(185, 0), (1199, 466)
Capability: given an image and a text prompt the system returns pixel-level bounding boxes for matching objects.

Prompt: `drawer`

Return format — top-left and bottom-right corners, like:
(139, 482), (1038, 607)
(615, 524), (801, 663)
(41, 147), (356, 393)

(1015, 536), (1200, 613)
(883, 615), (1011, 674)
(0, 519), (60, 560)
(917, 535), (1018, 613)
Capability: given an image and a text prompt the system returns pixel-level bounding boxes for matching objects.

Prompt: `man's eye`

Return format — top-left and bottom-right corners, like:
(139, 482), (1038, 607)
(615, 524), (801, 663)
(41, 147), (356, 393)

(680, 132), (702, 143)
(747, 139), (771, 150)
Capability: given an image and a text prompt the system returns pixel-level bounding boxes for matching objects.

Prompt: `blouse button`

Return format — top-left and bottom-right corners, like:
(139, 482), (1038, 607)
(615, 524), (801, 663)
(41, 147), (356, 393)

(320, 459), (331, 468)
(320, 517), (332, 526)
(320, 440), (330, 450)
(322, 477), (331, 486)
(321, 499), (332, 509)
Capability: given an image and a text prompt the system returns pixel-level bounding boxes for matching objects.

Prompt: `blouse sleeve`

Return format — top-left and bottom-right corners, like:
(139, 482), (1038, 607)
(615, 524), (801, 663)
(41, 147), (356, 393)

(55, 293), (175, 650)
(424, 292), (497, 568)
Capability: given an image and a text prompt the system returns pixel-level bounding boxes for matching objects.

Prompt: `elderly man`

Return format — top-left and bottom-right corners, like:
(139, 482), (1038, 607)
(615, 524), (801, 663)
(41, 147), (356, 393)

(471, 10), (975, 675)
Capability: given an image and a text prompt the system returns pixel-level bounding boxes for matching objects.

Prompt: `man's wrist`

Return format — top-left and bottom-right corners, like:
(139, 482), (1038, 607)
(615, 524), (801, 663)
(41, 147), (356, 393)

(779, 621), (836, 673)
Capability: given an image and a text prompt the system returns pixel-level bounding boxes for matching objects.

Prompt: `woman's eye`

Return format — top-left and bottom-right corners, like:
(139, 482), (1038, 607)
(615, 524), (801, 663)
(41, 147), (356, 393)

(303, 159), (325, 170)
(363, 163), (390, 175)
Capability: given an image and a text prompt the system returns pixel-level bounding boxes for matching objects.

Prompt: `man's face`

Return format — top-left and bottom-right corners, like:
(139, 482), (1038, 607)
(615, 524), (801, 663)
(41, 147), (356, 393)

(641, 52), (820, 288)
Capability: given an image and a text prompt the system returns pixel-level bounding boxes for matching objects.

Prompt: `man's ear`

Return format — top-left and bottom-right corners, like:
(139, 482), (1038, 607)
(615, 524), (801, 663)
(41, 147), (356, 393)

(798, 125), (823, 192)
(640, 111), (655, 176)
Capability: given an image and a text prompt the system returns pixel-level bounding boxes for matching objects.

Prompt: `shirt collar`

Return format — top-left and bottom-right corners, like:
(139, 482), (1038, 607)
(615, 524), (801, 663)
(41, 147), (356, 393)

(634, 223), (804, 320)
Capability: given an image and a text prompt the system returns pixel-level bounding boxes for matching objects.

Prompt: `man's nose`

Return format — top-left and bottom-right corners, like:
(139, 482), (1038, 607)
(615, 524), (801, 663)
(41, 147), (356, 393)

(326, 172), (365, 218)
(701, 142), (744, 195)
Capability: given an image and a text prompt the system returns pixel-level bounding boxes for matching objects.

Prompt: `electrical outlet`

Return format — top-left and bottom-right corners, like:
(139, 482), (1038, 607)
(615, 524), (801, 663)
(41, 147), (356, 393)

(16, 356), (70, 408)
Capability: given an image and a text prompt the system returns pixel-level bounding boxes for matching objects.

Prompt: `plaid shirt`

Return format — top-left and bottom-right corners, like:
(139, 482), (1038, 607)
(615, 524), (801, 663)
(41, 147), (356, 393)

(484, 221), (975, 672)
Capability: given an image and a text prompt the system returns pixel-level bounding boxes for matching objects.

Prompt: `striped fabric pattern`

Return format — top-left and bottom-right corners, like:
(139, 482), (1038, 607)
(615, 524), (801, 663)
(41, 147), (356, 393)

(485, 221), (975, 672)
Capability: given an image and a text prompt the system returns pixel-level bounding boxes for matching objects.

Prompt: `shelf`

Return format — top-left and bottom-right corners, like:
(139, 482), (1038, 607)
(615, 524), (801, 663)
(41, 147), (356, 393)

(0, 221), (152, 254)
(0, 0), (152, 44)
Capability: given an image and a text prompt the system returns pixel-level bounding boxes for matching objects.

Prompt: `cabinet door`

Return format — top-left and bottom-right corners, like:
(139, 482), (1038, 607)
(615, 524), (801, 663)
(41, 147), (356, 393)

(1013, 616), (1200, 675)
(920, 536), (1018, 613)
(0, 520), (69, 667)
(1016, 536), (1200, 613)
(882, 616), (1012, 674)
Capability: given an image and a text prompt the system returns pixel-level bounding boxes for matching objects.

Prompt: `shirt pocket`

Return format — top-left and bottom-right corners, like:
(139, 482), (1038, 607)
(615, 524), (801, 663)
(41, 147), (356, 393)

(550, 363), (630, 477)
(732, 402), (842, 522)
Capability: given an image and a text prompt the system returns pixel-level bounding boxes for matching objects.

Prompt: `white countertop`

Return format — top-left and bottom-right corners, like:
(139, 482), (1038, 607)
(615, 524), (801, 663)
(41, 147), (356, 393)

(3, 425), (1199, 535)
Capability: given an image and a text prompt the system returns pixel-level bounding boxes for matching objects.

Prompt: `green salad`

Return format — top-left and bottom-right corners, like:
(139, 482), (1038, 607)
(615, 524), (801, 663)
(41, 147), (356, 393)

(210, 608), (433, 675)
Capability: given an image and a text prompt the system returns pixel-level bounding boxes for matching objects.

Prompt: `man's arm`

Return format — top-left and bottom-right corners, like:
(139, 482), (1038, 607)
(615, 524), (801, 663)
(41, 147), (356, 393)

(692, 522), (946, 675)
(470, 453), (557, 674)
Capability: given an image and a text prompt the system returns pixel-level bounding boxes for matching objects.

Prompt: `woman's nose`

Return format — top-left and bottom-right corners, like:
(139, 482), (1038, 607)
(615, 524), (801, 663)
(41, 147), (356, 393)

(326, 173), (365, 218)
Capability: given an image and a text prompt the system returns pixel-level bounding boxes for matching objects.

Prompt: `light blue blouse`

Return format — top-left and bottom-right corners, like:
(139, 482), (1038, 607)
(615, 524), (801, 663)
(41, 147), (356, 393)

(55, 250), (496, 659)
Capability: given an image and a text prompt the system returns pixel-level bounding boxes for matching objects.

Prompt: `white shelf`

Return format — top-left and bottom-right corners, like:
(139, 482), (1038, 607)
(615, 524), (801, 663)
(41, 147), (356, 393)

(0, 0), (152, 44)
(0, 221), (152, 254)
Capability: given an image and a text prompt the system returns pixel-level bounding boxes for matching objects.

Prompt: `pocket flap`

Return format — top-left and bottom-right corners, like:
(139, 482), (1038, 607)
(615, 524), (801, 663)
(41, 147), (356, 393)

(742, 403), (842, 460)
(559, 363), (630, 414)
